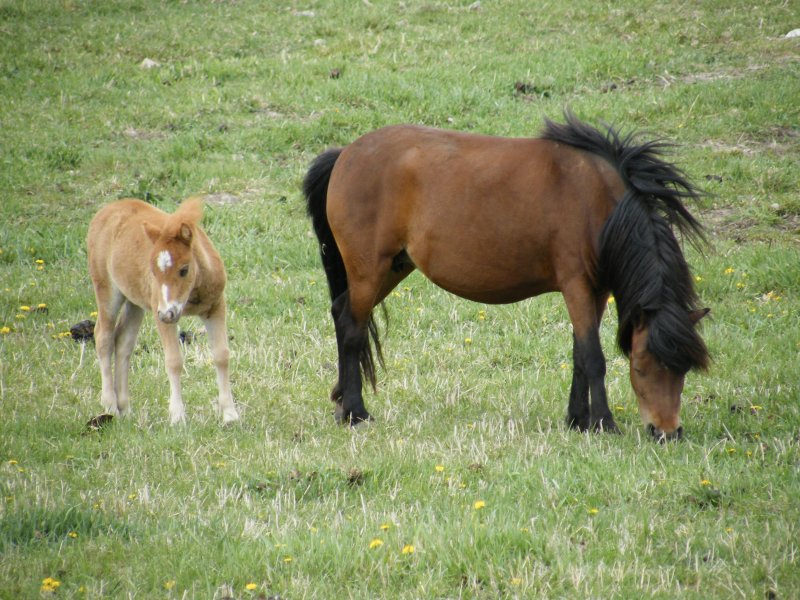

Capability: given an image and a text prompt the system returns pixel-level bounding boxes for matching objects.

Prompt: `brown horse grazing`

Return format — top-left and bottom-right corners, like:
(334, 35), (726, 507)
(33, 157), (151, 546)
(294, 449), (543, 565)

(304, 113), (710, 441)
(87, 198), (239, 424)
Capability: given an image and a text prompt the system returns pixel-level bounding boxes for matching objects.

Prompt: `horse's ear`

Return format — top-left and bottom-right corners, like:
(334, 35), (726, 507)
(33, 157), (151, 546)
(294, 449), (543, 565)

(143, 221), (161, 244)
(689, 308), (710, 323)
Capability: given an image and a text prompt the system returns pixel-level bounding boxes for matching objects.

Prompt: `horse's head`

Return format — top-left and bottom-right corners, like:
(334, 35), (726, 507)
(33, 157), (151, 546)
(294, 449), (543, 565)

(143, 199), (203, 324)
(629, 308), (709, 442)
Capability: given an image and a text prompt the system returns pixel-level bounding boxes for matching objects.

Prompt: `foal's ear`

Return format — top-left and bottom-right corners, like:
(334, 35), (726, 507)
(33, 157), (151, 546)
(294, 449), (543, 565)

(143, 221), (161, 244)
(177, 223), (193, 245)
(177, 197), (204, 224)
(689, 308), (710, 324)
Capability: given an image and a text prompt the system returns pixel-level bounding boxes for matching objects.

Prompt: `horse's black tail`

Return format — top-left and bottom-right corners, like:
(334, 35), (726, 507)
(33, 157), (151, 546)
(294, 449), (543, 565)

(302, 148), (383, 390)
(541, 111), (709, 373)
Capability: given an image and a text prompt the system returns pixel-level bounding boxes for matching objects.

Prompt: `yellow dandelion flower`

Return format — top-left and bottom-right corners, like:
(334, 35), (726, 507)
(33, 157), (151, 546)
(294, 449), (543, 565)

(435, 465), (445, 472)
(283, 556), (293, 563)
(128, 493), (137, 500)
(36, 259), (45, 265)
(41, 578), (61, 592)
(727, 447), (736, 454)
(464, 337), (472, 344)
(245, 582), (257, 590)
(473, 500), (486, 510)
(38, 303), (47, 309)
(164, 580), (176, 590)
(401, 544), (415, 554)
(90, 311), (98, 317)
(724, 267), (734, 275)
(587, 508), (599, 515)
(380, 523), (391, 531)
(700, 479), (711, 486)
(607, 296), (615, 304)
(725, 527), (733, 533)
(511, 577), (523, 586)
(694, 275), (703, 282)
(19, 305), (30, 312)
(0, 326), (10, 334)
(7, 459), (17, 465)
(520, 527), (529, 533)
(68, 531), (78, 538)
(369, 538), (384, 549)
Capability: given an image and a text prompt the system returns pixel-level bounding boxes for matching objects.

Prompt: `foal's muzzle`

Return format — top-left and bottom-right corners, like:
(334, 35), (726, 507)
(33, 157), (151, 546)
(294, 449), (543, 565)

(647, 423), (683, 443)
(158, 308), (181, 324)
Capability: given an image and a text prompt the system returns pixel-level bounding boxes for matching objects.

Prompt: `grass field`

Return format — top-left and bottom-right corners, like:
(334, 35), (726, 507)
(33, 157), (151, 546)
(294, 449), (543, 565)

(1, 0), (799, 597)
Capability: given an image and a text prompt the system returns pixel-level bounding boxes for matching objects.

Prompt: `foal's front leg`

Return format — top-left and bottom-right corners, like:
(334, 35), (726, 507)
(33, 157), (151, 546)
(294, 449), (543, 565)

(202, 302), (239, 424)
(155, 319), (185, 424)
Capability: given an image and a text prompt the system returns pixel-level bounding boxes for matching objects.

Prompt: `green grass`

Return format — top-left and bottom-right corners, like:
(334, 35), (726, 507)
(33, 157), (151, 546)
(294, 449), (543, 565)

(1, 0), (799, 597)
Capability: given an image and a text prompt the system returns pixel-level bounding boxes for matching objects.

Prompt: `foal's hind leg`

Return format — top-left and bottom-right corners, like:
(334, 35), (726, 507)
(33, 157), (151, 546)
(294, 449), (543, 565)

(113, 301), (145, 416)
(202, 300), (239, 424)
(93, 287), (125, 415)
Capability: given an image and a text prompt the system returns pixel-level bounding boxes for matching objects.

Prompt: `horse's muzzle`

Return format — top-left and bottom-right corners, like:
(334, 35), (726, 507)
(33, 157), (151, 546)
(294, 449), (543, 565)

(647, 423), (683, 443)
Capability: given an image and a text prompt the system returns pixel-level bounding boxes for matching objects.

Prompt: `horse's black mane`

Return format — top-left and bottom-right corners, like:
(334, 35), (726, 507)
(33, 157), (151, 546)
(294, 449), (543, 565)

(541, 112), (709, 373)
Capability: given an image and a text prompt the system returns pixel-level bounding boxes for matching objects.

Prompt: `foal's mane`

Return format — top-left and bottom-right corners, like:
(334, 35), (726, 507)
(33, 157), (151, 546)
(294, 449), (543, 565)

(541, 112), (709, 373)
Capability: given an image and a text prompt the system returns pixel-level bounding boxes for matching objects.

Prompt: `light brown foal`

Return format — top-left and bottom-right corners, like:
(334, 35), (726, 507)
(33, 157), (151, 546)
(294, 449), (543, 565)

(87, 197), (239, 424)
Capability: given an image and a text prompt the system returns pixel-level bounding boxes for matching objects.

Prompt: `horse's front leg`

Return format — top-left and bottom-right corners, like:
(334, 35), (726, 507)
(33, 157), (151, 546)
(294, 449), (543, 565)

(566, 333), (590, 430)
(563, 284), (618, 433)
(202, 302), (239, 424)
(155, 319), (185, 424)
(332, 291), (371, 425)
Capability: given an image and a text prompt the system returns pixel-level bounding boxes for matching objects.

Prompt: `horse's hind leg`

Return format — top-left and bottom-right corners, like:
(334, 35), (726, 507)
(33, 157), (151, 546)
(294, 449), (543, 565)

(332, 291), (373, 424)
(113, 301), (144, 416)
(331, 259), (414, 424)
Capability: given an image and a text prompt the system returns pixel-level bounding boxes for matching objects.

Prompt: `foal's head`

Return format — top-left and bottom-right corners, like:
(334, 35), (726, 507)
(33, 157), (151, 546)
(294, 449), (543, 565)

(143, 199), (203, 324)
(628, 309), (709, 442)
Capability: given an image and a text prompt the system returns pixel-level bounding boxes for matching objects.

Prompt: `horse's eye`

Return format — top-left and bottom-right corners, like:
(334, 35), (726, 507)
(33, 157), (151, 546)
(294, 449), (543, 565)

(179, 266), (189, 277)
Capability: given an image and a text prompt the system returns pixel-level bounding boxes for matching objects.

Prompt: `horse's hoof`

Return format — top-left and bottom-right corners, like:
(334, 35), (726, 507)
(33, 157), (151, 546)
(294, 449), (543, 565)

(592, 418), (620, 434)
(333, 403), (346, 425)
(566, 414), (590, 432)
(350, 413), (373, 429)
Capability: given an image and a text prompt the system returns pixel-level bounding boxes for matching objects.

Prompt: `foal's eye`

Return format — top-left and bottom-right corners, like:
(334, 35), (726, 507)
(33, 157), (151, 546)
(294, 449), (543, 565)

(179, 266), (189, 277)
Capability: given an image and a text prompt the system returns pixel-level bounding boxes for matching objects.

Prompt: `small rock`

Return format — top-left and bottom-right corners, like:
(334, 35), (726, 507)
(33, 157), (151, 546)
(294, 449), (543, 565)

(70, 319), (95, 342)
(785, 28), (800, 38)
(140, 58), (160, 69)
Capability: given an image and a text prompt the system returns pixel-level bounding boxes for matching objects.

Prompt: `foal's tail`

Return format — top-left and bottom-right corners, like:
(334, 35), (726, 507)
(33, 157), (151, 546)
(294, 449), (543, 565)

(541, 111), (709, 374)
(302, 149), (383, 390)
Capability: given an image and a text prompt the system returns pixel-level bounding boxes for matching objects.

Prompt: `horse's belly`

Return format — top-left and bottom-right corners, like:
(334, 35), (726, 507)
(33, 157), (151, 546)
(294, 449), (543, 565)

(412, 246), (557, 304)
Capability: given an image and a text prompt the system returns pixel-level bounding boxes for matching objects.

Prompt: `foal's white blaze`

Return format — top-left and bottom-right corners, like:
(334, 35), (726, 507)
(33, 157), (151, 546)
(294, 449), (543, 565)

(157, 250), (173, 272)
(161, 283), (171, 305)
